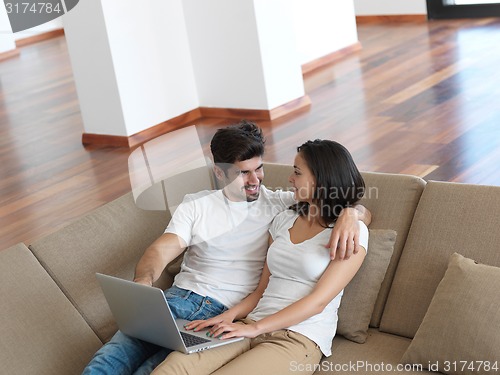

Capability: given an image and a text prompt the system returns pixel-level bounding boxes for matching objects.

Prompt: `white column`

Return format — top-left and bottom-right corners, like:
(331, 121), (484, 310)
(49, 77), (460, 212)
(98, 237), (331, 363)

(65, 0), (353, 138)
(63, 0), (199, 137)
(291, 0), (359, 65)
(254, 0), (305, 109)
(63, 0), (127, 136)
(183, 0), (305, 111)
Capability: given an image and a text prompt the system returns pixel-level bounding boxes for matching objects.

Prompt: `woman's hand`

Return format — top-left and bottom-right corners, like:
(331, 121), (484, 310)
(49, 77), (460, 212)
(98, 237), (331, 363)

(183, 310), (236, 332)
(206, 322), (260, 340)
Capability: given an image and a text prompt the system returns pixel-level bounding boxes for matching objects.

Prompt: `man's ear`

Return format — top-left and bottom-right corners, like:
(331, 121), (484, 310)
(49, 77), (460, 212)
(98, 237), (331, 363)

(213, 165), (226, 181)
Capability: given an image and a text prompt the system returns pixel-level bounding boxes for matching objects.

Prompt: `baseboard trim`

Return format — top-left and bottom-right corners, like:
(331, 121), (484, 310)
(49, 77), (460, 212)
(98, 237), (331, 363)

(0, 48), (20, 62)
(199, 106), (270, 121)
(268, 95), (311, 120)
(301, 43), (362, 75)
(356, 15), (427, 24)
(82, 108), (202, 148)
(200, 95), (311, 121)
(128, 108), (202, 148)
(82, 96), (311, 148)
(16, 28), (65, 48)
(82, 133), (130, 148)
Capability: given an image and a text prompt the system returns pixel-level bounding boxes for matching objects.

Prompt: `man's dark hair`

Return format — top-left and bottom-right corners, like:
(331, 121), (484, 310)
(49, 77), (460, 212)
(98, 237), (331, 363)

(292, 139), (365, 227)
(210, 120), (265, 172)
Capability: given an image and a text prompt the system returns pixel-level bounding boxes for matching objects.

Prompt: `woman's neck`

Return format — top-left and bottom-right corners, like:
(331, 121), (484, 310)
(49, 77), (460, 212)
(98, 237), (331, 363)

(289, 205), (328, 244)
(304, 204), (325, 227)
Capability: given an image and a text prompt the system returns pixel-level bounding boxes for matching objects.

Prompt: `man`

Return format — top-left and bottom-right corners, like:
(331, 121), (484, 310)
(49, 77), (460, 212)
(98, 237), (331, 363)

(83, 120), (371, 374)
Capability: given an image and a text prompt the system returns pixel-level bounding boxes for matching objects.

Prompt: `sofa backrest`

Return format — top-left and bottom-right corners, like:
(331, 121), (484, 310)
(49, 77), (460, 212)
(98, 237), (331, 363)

(263, 163), (426, 326)
(28, 165), (217, 343)
(380, 180), (500, 338)
(133, 165), (216, 212)
(29, 193), (171, 343)
(27, 162), (426, 346)
(0, 243), (102, 374)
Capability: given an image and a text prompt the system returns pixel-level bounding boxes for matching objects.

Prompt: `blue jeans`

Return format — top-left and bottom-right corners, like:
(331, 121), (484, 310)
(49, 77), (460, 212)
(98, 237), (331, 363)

(83, 286), (227, 375)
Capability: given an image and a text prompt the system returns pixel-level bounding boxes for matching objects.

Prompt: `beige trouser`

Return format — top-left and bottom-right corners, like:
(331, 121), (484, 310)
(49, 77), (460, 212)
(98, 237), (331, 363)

(151, 319), (322, 375)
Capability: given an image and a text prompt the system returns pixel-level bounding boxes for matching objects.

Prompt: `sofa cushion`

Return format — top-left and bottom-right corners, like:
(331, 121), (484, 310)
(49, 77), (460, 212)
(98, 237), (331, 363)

(401, 253), (500, 374)
(381, 181), (500, 338)
(0, 243), (102, 375)
(337, 229), (396, 343)
(29, 192), (171, 342)
(316, 329), (433, 374)
(263, 164), (426, 327)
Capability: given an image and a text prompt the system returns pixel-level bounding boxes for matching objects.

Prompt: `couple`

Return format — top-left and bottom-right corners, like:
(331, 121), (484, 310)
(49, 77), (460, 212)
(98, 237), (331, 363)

(84, 121), (370, 375)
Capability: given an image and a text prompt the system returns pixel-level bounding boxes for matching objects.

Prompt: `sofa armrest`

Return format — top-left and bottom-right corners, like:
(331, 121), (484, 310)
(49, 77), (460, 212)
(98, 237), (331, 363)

(29, 192), (170, 342)
(0, 243), (102, 374)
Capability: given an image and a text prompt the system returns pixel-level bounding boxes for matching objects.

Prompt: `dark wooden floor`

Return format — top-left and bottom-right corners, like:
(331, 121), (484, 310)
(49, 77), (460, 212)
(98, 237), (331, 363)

(2, 18), (500, 251)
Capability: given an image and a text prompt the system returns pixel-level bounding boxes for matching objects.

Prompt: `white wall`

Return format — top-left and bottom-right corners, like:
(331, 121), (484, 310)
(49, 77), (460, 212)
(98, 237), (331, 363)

(0, 5), (63, 47)
(291, 0), (358, 65)
(14, 18), (63, 40)
(0, 5), (16, 53)
(354, 0), (427, 15)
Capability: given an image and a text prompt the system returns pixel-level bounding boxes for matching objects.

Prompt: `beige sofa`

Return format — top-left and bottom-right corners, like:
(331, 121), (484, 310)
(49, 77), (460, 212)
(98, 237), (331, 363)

(1, 163), (499, 374)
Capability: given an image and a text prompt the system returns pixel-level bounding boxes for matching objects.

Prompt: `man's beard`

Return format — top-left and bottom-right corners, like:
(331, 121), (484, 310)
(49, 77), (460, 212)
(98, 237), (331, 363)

(244, 183), (261, 202)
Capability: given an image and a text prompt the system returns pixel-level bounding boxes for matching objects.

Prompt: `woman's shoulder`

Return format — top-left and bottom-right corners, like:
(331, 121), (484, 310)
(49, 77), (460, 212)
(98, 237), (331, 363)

(270, 209), (297, 233)
(274, 209), (298, 221)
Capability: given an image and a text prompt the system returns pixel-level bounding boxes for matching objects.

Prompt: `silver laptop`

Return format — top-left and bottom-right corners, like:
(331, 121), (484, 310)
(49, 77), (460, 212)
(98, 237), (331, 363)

(96, 273), (244, 354)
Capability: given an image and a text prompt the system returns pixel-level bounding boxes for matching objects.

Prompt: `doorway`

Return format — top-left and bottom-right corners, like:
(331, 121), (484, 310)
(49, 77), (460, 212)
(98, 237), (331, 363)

(427, 0), (500, 18)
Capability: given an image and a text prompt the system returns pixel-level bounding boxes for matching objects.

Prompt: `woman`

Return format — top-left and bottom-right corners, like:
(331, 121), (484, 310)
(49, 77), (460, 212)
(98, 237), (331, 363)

(152, 140), (369, 375)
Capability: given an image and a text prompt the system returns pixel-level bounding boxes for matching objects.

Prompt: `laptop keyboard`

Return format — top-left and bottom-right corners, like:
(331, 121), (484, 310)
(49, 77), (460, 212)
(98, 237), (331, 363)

(180, 331), (211, 347)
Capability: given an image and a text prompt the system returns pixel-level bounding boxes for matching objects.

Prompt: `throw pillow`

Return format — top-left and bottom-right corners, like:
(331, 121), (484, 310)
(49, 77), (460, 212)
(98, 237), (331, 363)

(401, 253), (500, 374)
(337, 229), (396, 343)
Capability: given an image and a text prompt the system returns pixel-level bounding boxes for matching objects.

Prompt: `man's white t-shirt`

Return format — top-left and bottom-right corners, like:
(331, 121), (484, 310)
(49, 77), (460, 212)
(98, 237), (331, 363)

(247, 210), (369, 356)
(164, 186), (295, 308)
